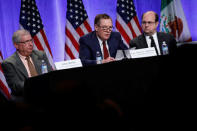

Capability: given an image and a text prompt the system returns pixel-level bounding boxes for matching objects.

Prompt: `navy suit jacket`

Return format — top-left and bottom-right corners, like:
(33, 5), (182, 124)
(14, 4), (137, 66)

(129, 32), (177, 55)
(79, 31), (128, 66)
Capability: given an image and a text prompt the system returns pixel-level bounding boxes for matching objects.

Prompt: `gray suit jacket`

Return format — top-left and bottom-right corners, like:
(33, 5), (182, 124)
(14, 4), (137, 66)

(129, 32), (177, 55)
(1, 50), (53, 100)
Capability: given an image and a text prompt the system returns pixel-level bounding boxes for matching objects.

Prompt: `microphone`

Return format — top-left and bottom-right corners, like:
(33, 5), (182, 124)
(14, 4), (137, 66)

(122, 50), (128, 59)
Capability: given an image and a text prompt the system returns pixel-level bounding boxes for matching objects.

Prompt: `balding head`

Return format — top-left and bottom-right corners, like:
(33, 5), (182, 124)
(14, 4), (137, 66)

(141, 11), (159, 36)
(142, 11), (159, 22)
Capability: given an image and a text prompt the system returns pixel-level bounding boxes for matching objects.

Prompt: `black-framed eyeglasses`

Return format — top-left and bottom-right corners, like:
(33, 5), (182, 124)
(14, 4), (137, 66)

(142, 21), (156, 25)
(18, 39), (33, 44)
(98, 25), (114, 31)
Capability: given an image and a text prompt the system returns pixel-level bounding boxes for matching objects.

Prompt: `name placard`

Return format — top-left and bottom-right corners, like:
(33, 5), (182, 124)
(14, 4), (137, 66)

(55, 59), (82, 70)
(129, 47), (157, 58)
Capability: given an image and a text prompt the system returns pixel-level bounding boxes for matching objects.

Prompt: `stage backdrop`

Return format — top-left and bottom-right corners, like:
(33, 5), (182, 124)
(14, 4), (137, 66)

(0, 0), (196, 62)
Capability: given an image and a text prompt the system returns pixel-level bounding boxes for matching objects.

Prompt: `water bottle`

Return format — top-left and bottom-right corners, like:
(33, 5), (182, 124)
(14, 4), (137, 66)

(96, 51), (102, 64)
(162, 41), (169, 55)
(41, 60), (48, 74)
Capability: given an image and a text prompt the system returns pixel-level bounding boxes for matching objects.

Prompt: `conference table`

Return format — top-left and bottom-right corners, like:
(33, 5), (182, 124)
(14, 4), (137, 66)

(23, 44), (196, 130)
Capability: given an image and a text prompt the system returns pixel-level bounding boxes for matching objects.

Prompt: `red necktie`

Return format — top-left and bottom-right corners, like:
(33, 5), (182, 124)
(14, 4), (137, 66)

(103, 41), (109, 59)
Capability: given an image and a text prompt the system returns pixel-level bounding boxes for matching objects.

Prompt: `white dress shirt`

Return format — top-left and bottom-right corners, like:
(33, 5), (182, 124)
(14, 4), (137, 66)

(97, 36), (110, 58)
(145, 33), (161, 55)
(18, 52), (36, 77)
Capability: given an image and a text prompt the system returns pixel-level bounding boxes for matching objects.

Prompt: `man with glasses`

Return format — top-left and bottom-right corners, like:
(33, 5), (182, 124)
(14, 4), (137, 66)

(129, 11), (177, 55)
(79, 13), (128, 66)
(1, 29), (53, 102)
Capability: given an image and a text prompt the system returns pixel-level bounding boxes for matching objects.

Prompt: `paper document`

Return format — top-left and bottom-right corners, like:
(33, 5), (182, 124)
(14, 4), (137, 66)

(129, 47), (157, 58)
(55, 59), (82, 70)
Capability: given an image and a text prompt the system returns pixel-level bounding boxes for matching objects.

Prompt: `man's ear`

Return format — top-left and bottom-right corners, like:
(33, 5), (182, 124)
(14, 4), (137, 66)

(95, 24), (99, 32)
(156, 21), (159, 28)
(14, 43), (19, 49)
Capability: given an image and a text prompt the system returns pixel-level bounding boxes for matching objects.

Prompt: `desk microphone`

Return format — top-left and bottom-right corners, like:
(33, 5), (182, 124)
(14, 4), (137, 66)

(122, 50), (128, 59)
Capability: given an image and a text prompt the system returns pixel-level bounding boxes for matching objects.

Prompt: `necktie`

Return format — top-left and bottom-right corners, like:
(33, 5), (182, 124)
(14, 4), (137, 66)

(103, 41), (109, 59)
(25, 56), (38, 77)
(149, 36), (158, 55)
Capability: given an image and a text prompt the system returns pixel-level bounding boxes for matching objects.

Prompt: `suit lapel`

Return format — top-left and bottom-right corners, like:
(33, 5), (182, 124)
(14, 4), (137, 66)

(139, 34), (148, 48)
(107, 37), (113, 57)
(157, 33), (163, 55)
(93, 32), (103, 57)
(15, 52), (28, 78)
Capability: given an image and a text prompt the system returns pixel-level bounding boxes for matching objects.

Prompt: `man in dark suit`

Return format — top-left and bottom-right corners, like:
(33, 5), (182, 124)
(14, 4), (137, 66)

(130, 11), (177, 55)
(1, 29), (53, 102)
(79, 14), (128, 66)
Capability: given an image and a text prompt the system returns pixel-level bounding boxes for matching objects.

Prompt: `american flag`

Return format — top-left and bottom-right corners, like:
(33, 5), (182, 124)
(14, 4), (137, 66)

(20, 0), (54, 68)
(116, 0), (142, 47)
(0, 50), (11, 100)
(65, 0), (92, 60)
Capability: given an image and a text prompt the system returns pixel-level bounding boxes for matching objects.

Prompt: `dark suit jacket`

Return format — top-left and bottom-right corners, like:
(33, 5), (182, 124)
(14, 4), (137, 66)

(1, 50), (53, 101)
(129, 32), (177, 55)
(79, 31), (128, 66)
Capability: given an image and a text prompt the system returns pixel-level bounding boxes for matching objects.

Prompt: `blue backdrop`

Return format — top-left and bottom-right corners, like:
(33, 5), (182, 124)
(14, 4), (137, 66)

(0, 0), (196, 62)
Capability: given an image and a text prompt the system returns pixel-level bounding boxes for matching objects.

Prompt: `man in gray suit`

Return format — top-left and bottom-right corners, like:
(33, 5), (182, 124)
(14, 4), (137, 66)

(1, 29), (53, 102)
(130, 11), (177, 55)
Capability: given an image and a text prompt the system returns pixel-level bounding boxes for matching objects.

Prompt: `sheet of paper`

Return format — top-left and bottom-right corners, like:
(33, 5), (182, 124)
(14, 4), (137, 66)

(129, 47), (157, 58)
(55, 59), (82, 70)
(115, 49), (132, 60)
(115, 50), (125, 60)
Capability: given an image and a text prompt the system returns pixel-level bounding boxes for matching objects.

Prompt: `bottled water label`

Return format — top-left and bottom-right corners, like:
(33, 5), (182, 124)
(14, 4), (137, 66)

(42, 65), (48, 74)
(41, 60), (48, 74)
(162, 41), (169, 55)
(96, 51), (102, 64)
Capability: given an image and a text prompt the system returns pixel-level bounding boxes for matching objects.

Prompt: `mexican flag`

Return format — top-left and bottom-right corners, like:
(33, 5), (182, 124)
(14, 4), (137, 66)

(160, 0), (192, 42)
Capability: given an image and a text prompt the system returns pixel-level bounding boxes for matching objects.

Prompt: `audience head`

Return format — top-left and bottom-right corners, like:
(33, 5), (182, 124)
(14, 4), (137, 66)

(94, 13), (113, 41)
(12, 29), (33, 57)
(141, 11), (159, 36)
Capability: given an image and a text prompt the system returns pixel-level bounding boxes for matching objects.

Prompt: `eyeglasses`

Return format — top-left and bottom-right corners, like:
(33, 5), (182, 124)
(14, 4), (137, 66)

(18, 39), (33, 44)
(142, 21), (156, 25)
(98, 25), (114, 31)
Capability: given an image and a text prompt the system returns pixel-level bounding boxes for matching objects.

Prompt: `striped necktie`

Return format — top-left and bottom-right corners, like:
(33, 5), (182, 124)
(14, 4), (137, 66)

(25, 56), (38, 77)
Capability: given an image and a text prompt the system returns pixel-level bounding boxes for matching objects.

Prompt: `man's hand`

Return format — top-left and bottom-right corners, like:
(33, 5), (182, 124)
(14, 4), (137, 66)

(102, 57), (115, 63)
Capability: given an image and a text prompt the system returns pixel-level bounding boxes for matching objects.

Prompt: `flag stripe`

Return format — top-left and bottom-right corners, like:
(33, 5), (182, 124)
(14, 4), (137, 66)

(127, 22), (137, 39)
(133, 16), (142, 33)
(161, 0), (173, 10)
(40, 29), (53, 56)
(76, 27), (85, 37)
(0, 80), (11, 99)
(116, 20), (131, 45)
(83, 20), (92, 33)
(65, 33), (79, 58)
(80, 24), (89, 35)
(116, 0), (142, 46)
(65, 0), (92, 60)
(33, 35), (44, 51)
(0, 51), (11, 100)
(0, 72), (11, 99)
(66, 28), (79, 52)
(65, 44), (75, 59)
(116, 14), (133, 37)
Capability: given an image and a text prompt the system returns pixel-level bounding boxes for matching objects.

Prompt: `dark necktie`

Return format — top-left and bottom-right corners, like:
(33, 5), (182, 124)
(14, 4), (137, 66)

(25, 56), (38, 77)
(103, 41), (109, 59)
(149, 36), (158, 55)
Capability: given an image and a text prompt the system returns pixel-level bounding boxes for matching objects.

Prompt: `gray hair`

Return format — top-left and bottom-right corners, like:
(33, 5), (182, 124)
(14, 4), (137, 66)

(12, 29), (31, 44)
